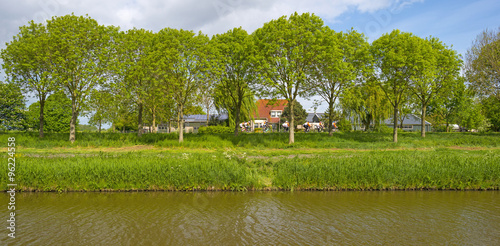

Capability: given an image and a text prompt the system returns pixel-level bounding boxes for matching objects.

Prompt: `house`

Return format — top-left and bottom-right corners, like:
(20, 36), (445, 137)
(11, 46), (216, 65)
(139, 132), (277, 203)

(156, 114), (228, 133)
(252, 99), (288, 130)
(384, 114), (432, 132)
(305, 113), (324, 123)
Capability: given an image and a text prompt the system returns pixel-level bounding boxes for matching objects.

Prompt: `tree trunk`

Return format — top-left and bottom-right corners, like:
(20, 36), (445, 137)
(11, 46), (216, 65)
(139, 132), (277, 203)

(69, 100), (78, 143)
(39, 99), (45, 138)
(364, 119), (371, 131)
(328, 101), (334, 136)
(98, 118), (102, 133)
(421, 104), (426, 137)
(234, 100), (242, 136)
(137, 101), (143, 138)
(152, 107), (157, 133)
(289, 100), (295, 144)
(393, 104), (398, 143)
(179, 104), (184, 143)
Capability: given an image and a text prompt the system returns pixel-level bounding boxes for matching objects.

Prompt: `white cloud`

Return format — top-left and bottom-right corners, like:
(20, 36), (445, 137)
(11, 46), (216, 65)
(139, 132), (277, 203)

(0, 0), (426, 44)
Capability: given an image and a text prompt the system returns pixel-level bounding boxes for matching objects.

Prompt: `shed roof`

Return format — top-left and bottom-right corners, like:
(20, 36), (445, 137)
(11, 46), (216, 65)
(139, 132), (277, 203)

(306, 113), (324, 122)
(384, 114), (431, 125)
(183, 114), (228, 123)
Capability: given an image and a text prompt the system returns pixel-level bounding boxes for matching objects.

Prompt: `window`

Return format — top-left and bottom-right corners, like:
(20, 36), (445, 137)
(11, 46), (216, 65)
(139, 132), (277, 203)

(402, 125), (413, 130)
(270, 110), (282, 118)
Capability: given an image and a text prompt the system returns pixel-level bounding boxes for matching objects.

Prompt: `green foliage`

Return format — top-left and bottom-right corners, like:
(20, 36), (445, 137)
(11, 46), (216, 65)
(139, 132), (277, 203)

(155, 28), (210, 142)
(465, 27), (500, 100)
(313, 28), (371, 134)
(0, 82), (26, 130)
(254, 12), (325, 144)
(371, 30), (430, 142)
(78, 124), (98, 132)
(46, 14), (119, 142)
(411, 36), (462, 137)
(481, 96), (500, 131)
(336, 118), (352, 132)
(198, 126), (233, 134)
(1, 20), (57, 137)
(26, 91), (73, 132)
(341, 81), (391, 131)
(211, 27), (257, 135)
(280, 101), (307, 127)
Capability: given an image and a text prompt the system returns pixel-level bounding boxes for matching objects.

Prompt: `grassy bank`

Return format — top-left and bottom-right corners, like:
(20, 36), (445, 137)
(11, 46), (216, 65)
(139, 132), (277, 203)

(4, 149), (499, 191)
(1, 131), (500, 150)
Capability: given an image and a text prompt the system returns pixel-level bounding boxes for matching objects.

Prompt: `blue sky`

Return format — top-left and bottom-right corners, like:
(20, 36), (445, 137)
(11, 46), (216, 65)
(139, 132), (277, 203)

(326, 0), (500, 58)
(1, 0), (499, 127)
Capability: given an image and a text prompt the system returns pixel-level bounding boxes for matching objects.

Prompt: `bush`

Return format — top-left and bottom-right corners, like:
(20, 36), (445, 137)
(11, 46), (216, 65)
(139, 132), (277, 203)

(337, 118), (352, 132)
(254, 128), (262, 133)
(373, 124), (393, 134)
(198, 126), (233, 134)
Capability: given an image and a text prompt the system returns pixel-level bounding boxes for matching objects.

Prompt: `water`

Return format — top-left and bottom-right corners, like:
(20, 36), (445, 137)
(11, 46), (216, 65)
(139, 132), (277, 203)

(2, 191), (499, 245)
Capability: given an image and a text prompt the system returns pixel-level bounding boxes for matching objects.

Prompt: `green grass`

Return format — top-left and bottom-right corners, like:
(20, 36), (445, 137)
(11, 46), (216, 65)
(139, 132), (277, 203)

(3, 149), (499, 191)
(1, 131), (499, 150)
(1, 132), (498, 192)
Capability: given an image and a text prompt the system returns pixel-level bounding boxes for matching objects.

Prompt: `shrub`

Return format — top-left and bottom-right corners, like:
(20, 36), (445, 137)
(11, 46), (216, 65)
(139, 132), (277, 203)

(198, 126), (233, 134)
(337, 118), (352, 132)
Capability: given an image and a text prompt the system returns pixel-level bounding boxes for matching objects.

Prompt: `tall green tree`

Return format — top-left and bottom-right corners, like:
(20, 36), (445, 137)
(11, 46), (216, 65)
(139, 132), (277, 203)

(481, 96), (500, 131)
(155, 28), (209, 142)
(411, 37), (461, 137)
(46, 14), (119, 142)
(371, 30), (426, 142)
(465, 27), (500, 100)
(1, 20), (56, 137)
(280, 101), (307, 129)
(340, 80), (391, 131)
(86, 88), (115, 133)
(211, 27), (256, 136)
(313, 28), (371, 135)
(253, 12), (324, 144)
(26, 91), (73, 132)
(116, 28), (157, 137)
(0, 82), (26, 131)
(427, 77), (466, 132)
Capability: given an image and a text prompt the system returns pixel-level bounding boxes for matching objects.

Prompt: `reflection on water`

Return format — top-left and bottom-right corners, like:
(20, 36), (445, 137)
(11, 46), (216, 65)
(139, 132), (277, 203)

(1, 191), (499, 245)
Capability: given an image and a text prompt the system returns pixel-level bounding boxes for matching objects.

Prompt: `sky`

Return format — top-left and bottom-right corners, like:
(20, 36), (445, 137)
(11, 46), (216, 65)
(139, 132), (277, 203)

(1, 0), (499, 127)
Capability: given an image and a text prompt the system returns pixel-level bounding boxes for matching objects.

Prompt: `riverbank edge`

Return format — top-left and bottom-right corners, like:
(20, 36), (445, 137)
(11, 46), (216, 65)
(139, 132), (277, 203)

(3, 187), (500, 192)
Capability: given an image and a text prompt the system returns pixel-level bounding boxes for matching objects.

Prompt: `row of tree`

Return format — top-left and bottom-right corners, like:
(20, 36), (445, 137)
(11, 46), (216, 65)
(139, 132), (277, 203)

(1, 13), (499, 143)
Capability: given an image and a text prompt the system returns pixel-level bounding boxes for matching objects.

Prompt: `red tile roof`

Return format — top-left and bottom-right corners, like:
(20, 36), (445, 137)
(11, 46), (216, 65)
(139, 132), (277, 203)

(254, 99), (288, 123)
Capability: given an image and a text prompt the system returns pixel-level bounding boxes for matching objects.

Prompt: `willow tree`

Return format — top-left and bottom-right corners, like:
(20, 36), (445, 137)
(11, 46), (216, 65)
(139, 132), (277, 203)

(411, 37), (461, 137)
(253, 12), (324, 144)
(1, 20), (56, 138)
(465, 27), (500, 100)
(46, 14), (119, 142)
(313, 28), (371, 135)
(155, 28), (209, 142)
(371, 30), (426, 143)
(211, 27), (256, 136)
(340, 80), (391, 131)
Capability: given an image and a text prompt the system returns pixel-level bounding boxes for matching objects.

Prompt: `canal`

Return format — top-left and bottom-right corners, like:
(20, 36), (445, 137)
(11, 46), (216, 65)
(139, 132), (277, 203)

(2, 191), (499, 245)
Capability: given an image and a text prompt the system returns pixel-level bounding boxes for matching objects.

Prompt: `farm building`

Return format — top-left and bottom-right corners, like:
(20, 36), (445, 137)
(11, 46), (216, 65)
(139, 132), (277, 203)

(156, 114), (229, 133)
(384, 114), (432, 132)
